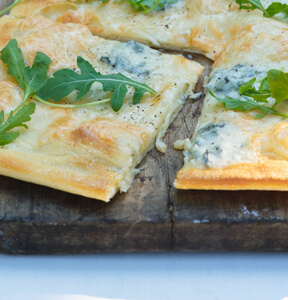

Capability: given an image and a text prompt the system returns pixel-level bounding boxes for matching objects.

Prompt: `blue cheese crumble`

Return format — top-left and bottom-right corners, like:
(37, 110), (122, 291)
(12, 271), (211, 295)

(100, 40), (151, 79)
(187, 122), (257, 169)
(206, 64), (267, 99)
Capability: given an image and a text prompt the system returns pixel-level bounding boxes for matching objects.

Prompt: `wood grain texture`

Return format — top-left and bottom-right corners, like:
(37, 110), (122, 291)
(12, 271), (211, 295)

(1, 0), (288, 253)
(0, 0), (12, 11)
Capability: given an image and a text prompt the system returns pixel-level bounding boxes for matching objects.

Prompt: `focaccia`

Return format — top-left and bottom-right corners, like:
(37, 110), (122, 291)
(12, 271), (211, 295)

(175, 18), (288, 190)
(8, 0), (269, 60)
(0, 15), (203, 201)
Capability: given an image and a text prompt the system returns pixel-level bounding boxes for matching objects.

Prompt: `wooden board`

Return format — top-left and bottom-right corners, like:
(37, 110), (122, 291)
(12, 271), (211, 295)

(1, 0), (288, 254)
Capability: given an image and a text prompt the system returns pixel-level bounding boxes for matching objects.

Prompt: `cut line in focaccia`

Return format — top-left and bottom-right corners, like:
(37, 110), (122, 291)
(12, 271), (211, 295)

(175, 17), (288, 190)
(9, 0), (279, 60)
(0, 15), (203, 201)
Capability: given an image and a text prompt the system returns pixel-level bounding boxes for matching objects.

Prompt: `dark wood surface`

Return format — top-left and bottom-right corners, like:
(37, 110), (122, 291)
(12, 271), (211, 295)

(1, 0), (288, 254)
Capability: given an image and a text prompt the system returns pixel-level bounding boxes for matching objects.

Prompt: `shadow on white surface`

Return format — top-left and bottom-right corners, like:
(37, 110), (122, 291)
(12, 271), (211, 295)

(0, 253), (288, 300)
(3, 295), (125, 300)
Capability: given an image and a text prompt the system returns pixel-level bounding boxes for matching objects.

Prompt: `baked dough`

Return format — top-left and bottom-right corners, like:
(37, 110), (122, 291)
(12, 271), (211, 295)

(0, 15), (203, 201)
(6, 0), (288, 192)
(8, 0), (270, 60)
(175, 17), (288, 190)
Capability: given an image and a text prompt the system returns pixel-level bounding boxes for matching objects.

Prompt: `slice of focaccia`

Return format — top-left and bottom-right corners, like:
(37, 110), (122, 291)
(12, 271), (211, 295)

(9, 0), (268, 60)
(175, 18), (288, 190)
(0, 15), (203, 201)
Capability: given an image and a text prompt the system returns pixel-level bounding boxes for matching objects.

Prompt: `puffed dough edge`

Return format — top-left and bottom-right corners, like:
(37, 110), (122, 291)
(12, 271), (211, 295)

(0, 150), (119, 201)
(175, 160), (288, 190)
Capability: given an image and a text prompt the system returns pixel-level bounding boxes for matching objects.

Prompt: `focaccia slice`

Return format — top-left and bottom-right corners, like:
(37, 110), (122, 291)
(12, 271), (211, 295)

(0, 15), (203, 201)
(175, 18), (288, 190)
(9, 0), (268, 60)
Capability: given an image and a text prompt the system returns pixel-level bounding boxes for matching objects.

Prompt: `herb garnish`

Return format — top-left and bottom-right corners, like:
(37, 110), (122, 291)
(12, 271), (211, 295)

(234, 0), (288, 18)
(1, 39), (155, 114)
(210, 69), (288, 119)
(239, 69), (288, 103)
(37, 56), (155, 112)
(0, 102), (35, 146)
(124, 0), (178, 13)
(1, 39), (52, 113)
(210, 91), (288, 119)
(0, 39), (155, 145)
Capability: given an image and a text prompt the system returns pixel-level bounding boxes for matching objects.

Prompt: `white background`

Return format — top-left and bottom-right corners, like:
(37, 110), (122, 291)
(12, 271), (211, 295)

(0, 253), (288, 300)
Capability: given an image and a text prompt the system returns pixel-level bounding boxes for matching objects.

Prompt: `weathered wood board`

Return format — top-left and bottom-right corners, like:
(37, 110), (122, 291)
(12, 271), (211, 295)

(1, 0), (288, 254)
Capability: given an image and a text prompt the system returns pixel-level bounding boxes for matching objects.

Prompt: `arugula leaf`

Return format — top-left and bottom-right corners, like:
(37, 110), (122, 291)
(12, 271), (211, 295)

(96, 0), (177, 12)
(150, 0), (177, 11)
(267, 69), (288, 102)
(212, 68), (288, 119)
(209, 91), (288, 119)
(238, 77), (271, 102)
(234, 0), (288, 17)
(1, 39), (26, 89)
(0, 102), (36, 146)
(0, 38), (156, 143)
(0, 39), (52, 113)
(238, 69), (288, 104)
(37, 56), (156, 112)
(126, 0), (157, 12)
(24, 52), (52, 99)
(238, 78), (256, 94)
(133, 0), (177, 12)
(1, 39), (154, 113)
(259, 76), (270, 91)
(235, 0), (269, 16)
(266, 2), (288, 17)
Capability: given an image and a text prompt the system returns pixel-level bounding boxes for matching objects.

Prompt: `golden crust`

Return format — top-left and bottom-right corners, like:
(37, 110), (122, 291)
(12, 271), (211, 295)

(175, 161), (288, 191)
(0, 150), (120, 201)
(0, 15), (203, 201)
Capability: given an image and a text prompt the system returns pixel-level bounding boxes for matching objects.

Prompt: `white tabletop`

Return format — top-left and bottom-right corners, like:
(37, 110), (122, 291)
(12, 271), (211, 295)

(0, 253), (288, 300)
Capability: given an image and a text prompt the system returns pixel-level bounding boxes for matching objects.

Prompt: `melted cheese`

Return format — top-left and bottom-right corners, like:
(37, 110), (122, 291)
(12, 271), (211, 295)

(6, 0), (288, 191)
(175, 18), (288, 190)
(0, 15), (203, 201)
(9, 0), (275, 60)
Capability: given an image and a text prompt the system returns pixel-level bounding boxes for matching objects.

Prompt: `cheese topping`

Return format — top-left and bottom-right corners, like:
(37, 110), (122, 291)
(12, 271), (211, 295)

(183, 62), (288, 169)
(6, 0), (288, 191)
(0, 15), (203, 200)
(10, 0), (272, 60)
